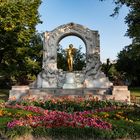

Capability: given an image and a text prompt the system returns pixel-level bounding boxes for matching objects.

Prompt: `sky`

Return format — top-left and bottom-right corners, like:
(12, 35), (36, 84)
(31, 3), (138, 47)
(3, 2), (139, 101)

(36, 0), (132, 62)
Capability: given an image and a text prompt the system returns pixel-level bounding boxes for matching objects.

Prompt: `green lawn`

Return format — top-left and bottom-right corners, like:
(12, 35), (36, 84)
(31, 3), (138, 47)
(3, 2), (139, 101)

(0, 89), (9, 101)
(129, 87), (140, 96)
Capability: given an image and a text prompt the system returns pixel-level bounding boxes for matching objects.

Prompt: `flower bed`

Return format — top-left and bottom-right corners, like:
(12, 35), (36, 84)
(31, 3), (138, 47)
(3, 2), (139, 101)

(0, 97), (140, 140)
(19, 96), (127, 112)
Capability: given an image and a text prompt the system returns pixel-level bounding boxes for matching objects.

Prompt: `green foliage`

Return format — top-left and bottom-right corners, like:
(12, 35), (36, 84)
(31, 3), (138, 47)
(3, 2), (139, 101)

(101, 59), (126, 85)
(101, 59), (112, 77)
(0, 117), (12, 128)
(129, 87), (140, 96)
(3, 107), (36, 116)
(124, 106), (140, 121)
(4, 126), (113, 140)
(73, 46), (86, 71)
(110, 120), (140, 139)
(32, 126), (50, 138)
(24, 98), (126, 113)
(57, 46), (67, 71)
(48, 127), (113, 140)
(32, 125), (140, 139)
(123, 1), (140, 43)
(0, 0), (42, 86)
(6, 126), (32, 139)
(0, 99), (5, 104)
(0, 89), (9, 100)
(116, 44), (140, 86)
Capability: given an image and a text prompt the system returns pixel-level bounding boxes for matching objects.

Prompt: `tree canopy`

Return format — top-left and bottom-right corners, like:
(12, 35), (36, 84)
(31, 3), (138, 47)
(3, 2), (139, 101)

(116, 44), (140, 86)
(0, 0), (42, 86)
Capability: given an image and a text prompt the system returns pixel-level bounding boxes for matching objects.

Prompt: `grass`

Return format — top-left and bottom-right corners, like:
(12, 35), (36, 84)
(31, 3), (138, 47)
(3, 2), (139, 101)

(129, 87), (140, 96)
(0, 117), (12, 130)
(0, 89), (9, 101)
(0, 107), (37, 130)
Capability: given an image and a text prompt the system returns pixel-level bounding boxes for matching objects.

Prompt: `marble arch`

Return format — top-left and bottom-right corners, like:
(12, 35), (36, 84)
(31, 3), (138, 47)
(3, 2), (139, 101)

(43, 22), (100, 72)
(34, 23), (112, 89)
(57, 33), (87, 48)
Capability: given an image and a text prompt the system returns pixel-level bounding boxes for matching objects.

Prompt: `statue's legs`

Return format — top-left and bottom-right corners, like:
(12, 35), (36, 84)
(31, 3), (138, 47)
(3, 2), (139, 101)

(70, 57), (73, 71)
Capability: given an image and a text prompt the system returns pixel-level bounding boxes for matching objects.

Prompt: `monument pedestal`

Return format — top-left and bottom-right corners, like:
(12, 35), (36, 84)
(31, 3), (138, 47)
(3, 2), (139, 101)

(63, 73), (77, 89)
(8, 86), (130, 102)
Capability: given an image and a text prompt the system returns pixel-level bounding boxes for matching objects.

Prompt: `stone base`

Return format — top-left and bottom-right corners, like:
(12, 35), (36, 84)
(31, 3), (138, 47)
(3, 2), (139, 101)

(9, 86), (29, 102)
(8, 86), (130, 103)
(112, 86), (130, 102)
(63, 83), (77, 89)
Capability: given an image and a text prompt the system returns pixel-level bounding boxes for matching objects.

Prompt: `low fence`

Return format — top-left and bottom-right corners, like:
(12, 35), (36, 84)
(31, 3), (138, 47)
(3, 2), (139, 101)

(131, 95), (140, 104)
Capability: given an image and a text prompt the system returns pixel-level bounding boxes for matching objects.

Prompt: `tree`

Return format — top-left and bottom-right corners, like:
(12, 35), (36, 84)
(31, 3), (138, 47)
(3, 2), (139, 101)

(73, 46), (86, 71)
(116, 44), (140, 86)
(101, 59), (127, 85)
(101, 58), (112, 77)
(12, 33), (43, 85)
(0, 0), (42, 86)
(57, 46), (67, 71)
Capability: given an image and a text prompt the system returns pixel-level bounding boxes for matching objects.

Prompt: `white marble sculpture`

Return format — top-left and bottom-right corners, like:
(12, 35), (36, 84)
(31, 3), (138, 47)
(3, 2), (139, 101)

(32, 22), (112, 89)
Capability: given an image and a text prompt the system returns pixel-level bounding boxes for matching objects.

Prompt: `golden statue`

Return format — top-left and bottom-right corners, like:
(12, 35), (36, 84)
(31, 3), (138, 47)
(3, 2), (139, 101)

(66, 44), (76, 71)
